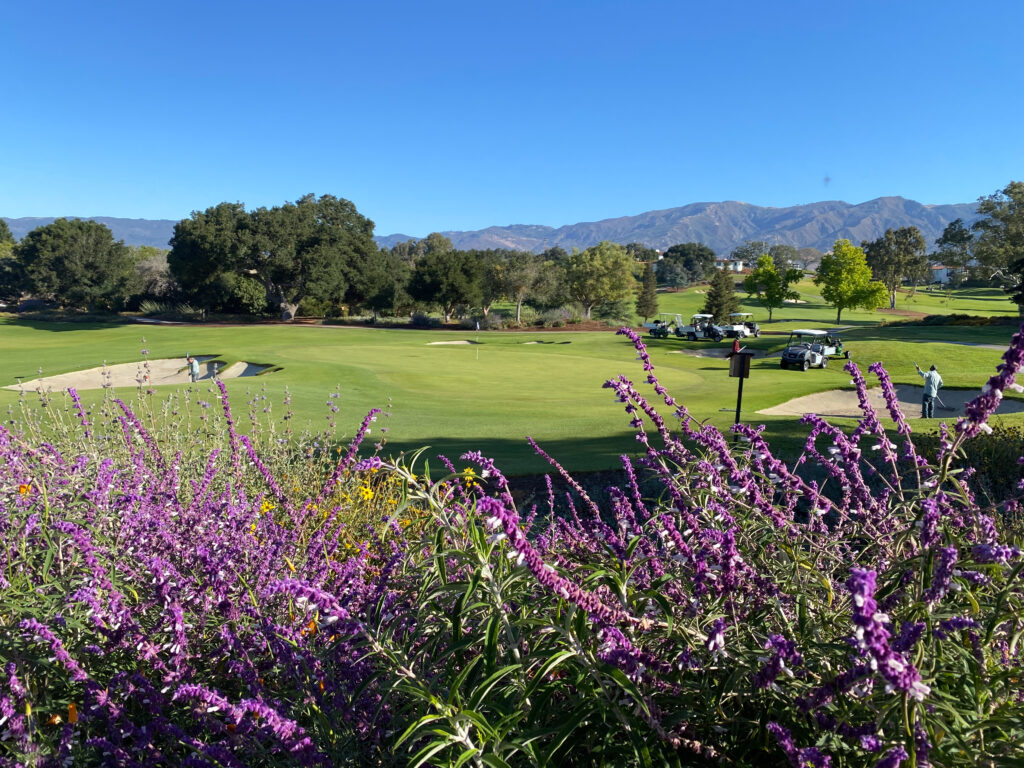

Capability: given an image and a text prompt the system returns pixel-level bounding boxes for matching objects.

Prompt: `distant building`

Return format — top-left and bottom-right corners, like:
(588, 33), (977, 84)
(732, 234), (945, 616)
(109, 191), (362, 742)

(715, 257), (746, 272)
(930, 264), (950, 284)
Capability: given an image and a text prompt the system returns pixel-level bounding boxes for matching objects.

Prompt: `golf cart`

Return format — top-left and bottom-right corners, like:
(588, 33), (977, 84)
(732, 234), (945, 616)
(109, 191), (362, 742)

(779, 329), (849, 371)
(677, 313), (725, 342)
(644, 313), (682, 339)
(722, 312), (761, 339)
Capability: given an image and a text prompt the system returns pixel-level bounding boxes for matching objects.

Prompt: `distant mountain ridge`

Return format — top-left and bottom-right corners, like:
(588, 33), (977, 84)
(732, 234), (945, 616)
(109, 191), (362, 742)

(3, 217), (178, 249)
(375, 197), (980, 254)
(3, 196), (980, 255)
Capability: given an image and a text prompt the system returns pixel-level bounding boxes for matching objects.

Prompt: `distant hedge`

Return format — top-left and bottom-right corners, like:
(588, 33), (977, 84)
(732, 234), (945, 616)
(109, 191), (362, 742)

(886, 313), (1022, 327)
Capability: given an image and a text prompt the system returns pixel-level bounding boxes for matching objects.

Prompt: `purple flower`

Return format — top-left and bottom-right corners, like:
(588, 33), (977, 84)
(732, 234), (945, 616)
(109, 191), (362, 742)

(768, 722), (832, 767)
(957, 323), (1024, 439)
(847, 569), (930, 701)
(753, 634), (803, 689)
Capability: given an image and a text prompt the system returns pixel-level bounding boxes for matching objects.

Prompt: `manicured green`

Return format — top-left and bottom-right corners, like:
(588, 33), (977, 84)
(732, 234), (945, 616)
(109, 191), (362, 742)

(2, 284), (1023, 474)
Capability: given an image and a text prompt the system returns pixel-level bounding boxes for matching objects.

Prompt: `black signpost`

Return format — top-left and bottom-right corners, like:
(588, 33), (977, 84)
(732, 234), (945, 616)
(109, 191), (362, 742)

(729, 348), (756, 441)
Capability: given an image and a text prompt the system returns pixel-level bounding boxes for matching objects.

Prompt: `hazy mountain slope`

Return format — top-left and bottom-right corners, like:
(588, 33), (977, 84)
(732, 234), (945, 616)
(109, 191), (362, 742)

(377, 197), (979, 254)
(3, 217), (177, 249)
(4, 196), (979, 254)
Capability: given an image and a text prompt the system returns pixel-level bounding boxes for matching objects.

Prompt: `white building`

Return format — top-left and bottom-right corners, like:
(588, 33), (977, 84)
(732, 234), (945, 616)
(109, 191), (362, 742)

(715, 257), (746, 272)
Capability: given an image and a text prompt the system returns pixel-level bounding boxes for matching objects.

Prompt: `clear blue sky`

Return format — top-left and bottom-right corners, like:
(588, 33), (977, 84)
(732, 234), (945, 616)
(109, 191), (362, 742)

(2, 1), (1021, 237)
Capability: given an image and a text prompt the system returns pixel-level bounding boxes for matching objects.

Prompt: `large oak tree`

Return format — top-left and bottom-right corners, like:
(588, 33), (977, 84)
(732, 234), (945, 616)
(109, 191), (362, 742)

(169, 194), (381, 319)
(15, 218), (135, 311)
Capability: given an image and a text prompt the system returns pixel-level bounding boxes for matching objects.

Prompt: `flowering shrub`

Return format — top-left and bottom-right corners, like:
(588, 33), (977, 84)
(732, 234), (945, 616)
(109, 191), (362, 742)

(3, 328), (1024, 766)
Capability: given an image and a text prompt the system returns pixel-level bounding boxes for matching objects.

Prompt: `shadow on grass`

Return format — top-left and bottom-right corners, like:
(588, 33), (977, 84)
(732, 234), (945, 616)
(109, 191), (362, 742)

(8, 318), (129, 332)
(377, 431), (650, 477)
(371, 417), (826, 479)
(842, 325), (1022, 345)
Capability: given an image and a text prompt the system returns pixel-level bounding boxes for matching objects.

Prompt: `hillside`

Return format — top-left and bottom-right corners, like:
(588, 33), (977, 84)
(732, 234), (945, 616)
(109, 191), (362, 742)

(375, 197), (978, 254)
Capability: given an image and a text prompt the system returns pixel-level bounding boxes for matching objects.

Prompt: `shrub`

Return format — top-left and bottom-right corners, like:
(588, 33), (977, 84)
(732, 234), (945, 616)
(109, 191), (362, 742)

(512, 305), (538, 327)
(409, 312), (443, 328)
(138, 300), (205, 320)
(539, 307), (570, 327)
(4, 328), (1024, 766)
(459, 314), (504, 330)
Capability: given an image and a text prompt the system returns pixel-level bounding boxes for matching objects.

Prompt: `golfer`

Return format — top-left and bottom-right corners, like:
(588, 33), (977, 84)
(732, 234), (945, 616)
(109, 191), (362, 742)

(188, 355), (200, 383)
(915, 362), (943, 418)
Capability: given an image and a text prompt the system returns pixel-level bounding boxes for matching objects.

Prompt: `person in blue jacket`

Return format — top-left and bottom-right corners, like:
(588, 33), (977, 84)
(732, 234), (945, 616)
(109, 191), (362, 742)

(915, 362), (943, 418)
(188, 355), (200, 383)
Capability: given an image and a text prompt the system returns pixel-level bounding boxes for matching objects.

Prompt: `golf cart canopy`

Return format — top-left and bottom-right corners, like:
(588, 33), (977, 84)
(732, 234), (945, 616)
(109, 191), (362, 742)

(730, 313), (753, 318)
(691, 314), (714, 319)
(790, 329), (828, 337)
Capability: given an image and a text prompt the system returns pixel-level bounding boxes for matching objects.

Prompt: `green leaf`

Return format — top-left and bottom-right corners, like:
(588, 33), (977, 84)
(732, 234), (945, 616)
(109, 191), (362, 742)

(480, 755), (513, 768)
(409, 737), (457, 768)
(524, 650), (577, 699)
(466, 664), (522, 711)
(447, 655), (483, 707)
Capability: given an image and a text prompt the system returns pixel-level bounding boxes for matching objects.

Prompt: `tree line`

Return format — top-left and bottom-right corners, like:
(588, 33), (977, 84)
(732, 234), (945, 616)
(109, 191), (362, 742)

(1, 181), (1022, 321)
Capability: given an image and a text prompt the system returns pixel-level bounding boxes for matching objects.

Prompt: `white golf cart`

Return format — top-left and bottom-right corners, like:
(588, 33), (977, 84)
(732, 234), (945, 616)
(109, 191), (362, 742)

(780, 329), (848, 371)
(722, 312), (761, 339)
(644, 313), (684, 339)
(677, 313), (725, 342)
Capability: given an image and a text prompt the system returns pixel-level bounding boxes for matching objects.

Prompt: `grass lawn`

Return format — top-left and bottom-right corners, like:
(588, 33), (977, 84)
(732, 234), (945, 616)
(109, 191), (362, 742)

(655, 282), (1020, 331)
(2, 289), (1023, 475)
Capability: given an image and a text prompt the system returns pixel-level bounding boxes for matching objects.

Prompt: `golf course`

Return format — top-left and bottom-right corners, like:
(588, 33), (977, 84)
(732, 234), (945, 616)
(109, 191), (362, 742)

(3, 281), (1022, 475)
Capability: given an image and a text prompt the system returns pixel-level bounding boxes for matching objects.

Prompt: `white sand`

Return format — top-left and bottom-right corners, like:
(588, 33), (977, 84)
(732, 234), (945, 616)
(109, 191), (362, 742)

(672, 348), (770, 359)
(6, 357), (271, 392)
(758, 385), (1024, 420)
(427, 340), (479, 345)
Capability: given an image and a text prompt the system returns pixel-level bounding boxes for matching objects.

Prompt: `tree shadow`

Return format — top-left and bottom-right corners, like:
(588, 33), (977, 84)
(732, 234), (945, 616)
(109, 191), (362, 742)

(7, 318), (128, 333)
(376, 432), (649, 477)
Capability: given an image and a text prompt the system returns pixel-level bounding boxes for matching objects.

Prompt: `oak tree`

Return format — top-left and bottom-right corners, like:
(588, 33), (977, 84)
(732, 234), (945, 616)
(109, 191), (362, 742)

(15, 218), (135, 311)
(814, 239), (888, 322)
(565, 241), (635, 319)
(742, 254), (802, 321)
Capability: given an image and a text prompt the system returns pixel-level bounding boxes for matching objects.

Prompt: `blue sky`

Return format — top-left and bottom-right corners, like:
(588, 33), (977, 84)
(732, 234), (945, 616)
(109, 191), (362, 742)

(2, 1), (1021, 237)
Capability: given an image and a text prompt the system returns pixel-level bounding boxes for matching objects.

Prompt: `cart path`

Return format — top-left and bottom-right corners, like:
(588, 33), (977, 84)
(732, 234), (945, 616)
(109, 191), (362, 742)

(758, 385), (1024, 420)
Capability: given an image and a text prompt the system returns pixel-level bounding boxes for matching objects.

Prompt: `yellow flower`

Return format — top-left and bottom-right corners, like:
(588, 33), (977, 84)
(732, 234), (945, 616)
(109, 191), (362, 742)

(18, 483), (31, 495)
(68, 703), (78, 724)
(259, 499), (274, 515)
(359, 485), (374, 501)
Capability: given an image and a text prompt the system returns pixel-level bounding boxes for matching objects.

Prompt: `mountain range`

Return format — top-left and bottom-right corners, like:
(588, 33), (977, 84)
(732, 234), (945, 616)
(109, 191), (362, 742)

(3, 196), (980, 255)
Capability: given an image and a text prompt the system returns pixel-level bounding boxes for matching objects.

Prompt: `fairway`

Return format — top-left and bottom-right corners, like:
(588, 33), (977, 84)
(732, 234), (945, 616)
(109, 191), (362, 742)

(2, 308), (1023, 474)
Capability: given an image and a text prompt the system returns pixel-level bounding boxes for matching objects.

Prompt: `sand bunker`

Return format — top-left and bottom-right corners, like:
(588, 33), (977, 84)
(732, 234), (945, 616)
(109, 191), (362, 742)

(759, 386), (1024, 420)
(427, 340), (479, 345)
(672, 348), (770, 359)
(5, 356), (272, 392)
(522, 340), (572, 345)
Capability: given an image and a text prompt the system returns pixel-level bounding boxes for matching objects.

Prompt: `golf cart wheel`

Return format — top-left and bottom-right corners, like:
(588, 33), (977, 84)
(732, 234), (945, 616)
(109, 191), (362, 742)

(802, 360), (810, 371)
(714, 334), (723, 342)
(821, 357), (827, 369)
(780, 361), (787, 369)
(688, 332), (697, 341)
(844, 350), (850, 359)
(754, 330), (761, 337)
